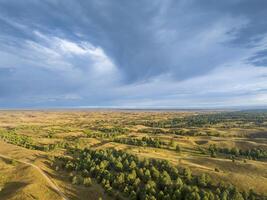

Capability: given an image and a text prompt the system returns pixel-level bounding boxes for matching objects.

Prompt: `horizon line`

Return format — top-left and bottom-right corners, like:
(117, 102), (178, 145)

(0, 105), (266, 111)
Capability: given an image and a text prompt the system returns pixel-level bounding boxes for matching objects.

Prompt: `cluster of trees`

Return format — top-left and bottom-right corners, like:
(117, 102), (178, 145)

(188, 111), (267, 128)
(169, 129), (221, 137)
(0, 129), (67, 152)
(208, 144), (267, 160)
(84, 127), (128, 139)
(67, 172), (92, 187)
(137, 128), (222, 137)
(92, 127), (128, 134)
(132, 112), (267, 129)
(128, 115), (222, 128)
(114, 137), (166, 148)
(113, 137), (181, 152)
(84, 131), (123, 139)
(55, 148), (261, 200)
(42, 141), (69, 151)
(0, 129), (42, 150)
(138, 128), (166, 135)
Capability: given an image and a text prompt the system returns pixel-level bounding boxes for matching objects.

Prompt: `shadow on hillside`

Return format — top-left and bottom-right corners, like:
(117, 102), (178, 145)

(89, 140), (111, 148)
(0, 157), (13, 165)
(248, 132), (267, 138)
(0, 181), (28, 200)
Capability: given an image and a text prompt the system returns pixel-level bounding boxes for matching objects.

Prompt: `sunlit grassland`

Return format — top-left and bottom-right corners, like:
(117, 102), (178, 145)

(0, 110), (266, 199)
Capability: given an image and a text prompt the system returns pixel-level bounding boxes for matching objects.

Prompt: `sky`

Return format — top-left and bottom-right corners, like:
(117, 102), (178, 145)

(0, 0), (267, 108)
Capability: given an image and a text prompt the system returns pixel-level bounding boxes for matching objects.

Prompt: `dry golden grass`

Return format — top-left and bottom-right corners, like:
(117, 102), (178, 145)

(0, 110), (266, 198)
(0, 141), (112, 200)
(0, 157), (61, 200)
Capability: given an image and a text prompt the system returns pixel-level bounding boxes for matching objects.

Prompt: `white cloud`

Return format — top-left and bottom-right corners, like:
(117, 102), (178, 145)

(0, 29), (122, 105)
(112, 63), (267, 108)
(32, 31), (117, 74)
(0, 29), (119, 79)
(0, 1), (267, 108)
(57, 39), (88, 55)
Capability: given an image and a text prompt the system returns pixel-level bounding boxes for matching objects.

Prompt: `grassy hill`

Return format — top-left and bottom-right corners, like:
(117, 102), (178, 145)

(0, 110), (266, 199)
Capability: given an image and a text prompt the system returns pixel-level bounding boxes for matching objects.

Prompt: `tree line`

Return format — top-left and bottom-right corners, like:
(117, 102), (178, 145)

(130, 111), (267, 129)
(113, 137), (181, 152)
(0, 129), (67, 152)
(84, 127), (128, 139)
(208, 144), (267, 160)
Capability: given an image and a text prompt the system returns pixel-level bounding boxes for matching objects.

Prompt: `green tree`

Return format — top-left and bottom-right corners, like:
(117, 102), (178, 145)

(159, 171), (172, 189)
(176, 144), (181, 152)
(198, 174), (207, 187)
(151, 166), (160, 180)
(144, 169), (151, 182)
(115, 161), (123, 171)
(72, 175), (81, 185)
(83, 177), (92, 187)
(184, 168), (192, 182)
(129, 161), (136, 170)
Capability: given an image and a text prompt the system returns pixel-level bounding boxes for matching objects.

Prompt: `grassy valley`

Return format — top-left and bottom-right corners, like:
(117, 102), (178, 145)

(0, 110), (266, 200)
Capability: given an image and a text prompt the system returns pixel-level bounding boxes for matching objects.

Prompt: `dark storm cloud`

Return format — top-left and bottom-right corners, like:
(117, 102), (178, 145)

(248, 49), (267, 66)
(194, 0), (267, 46)
(0, 0), (267, 107)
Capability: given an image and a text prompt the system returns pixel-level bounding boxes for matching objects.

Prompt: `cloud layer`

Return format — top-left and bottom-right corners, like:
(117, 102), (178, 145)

(0, 0), (267, 108)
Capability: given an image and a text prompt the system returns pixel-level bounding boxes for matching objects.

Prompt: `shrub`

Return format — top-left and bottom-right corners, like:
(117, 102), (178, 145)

(214, 168), (220, 172)
(83, 177), (92, 187)
(72, 175), (82, 185)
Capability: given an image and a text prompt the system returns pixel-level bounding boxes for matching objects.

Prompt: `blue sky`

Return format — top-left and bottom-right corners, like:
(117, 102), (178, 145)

(0, 0), (267, 108)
